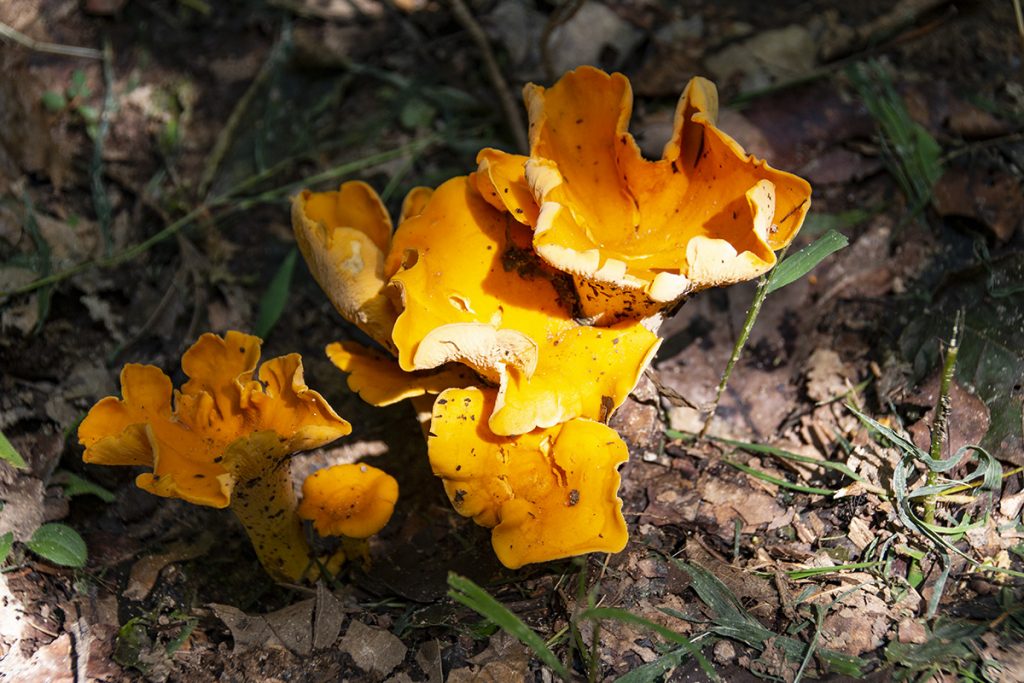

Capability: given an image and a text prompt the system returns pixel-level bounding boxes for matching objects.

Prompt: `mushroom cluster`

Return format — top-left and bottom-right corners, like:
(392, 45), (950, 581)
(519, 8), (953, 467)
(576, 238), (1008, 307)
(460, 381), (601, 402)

(293, 66), (811, 569)
(78, 331), (398, 582)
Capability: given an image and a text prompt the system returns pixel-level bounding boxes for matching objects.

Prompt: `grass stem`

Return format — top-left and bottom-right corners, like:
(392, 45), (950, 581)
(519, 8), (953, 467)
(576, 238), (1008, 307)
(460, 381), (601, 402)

(923, 311), (963, 525)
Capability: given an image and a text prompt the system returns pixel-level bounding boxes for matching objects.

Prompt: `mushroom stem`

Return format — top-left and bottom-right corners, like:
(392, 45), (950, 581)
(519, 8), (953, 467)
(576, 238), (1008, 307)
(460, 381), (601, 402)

(224, 441), (315, 583)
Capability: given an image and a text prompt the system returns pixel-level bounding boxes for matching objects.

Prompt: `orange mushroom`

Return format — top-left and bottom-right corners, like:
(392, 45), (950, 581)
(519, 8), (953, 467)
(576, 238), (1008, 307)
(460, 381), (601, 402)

(428, 386), (629, 569)
(493, 66), (811, 322)
(298, 463), (398, 539)
(292, 181), (400, 350)
(78, 331), (352, 582)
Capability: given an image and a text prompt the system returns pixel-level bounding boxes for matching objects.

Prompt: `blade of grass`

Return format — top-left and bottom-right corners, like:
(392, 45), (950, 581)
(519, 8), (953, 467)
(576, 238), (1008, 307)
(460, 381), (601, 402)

(766, 230), (849, 294)
(668, 560), (867, 676)
(721, 457), (836, 496)
(253, 249), (298, 338)
(447, 573), (570, 680)
(756, 561), (883, 581)
(0, 429), (27, 469)
(577, 607), (718, 682)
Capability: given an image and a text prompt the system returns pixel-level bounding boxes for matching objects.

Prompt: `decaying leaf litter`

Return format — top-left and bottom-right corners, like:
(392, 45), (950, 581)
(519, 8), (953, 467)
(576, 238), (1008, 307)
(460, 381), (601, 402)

(2, 0), (1024, 680)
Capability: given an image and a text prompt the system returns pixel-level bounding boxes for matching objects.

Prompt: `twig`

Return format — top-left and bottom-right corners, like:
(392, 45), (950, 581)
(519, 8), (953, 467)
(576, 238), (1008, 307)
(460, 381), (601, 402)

(0, 136), (439, 299)
(923, 310), (963, 525)
(1014, 0), (1024, 54)
(699, 245), (790, 439)
(92, 38), (116, 256)
(448, 0), (528, 153)
(0, 20), (103, 60)
(198, 25), (292, 199)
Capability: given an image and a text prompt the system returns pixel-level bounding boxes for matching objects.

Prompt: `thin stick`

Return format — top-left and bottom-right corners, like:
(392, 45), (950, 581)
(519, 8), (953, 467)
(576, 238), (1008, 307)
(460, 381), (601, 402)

(198, 26), (291, 199)
(923, 310), (963, 525)
(699, 245), (790, 439)
(0, 137), (439, 299)
(92, 38), (116, 255)
(0, 21), (103, 60)
(448, 0), (528, 153)
(1014, 0), (1024, 54)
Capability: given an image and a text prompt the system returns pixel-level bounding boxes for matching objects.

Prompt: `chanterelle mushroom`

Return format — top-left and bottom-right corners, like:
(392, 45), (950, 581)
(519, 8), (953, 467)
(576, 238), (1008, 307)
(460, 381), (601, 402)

(482, 66), (812, 323)
(78, 331), (352, 582)
(298, 463), (398, 539)
(428, 386), (629, 569)
(292, 181), (400, 350)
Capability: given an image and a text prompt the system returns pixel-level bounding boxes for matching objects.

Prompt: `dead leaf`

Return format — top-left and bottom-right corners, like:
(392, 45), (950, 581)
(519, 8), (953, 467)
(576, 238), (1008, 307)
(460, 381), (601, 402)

(805, 348), (850, 403)
(415, 640), (443, 683)
(212, 589), (346, 657)
(932, 167), (1024, 242)
(124, 534), (216, 600)
(0, 631), (73, 682)
(705, 25), (816, 93)
(339, 620), (407, 678)
(0, 53), (71, 189)
(701, 477), (786, 532)
(312, 583), (345, 650)
(546, 2), (643, 76)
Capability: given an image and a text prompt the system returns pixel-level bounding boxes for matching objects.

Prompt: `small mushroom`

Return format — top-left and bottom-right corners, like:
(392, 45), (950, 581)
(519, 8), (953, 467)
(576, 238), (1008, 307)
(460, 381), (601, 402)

(292, 181), (400, 350)
(325, 340), (474, 406)
(428, 386), (629, 569)
(78, 331), (351, 582)
(298, 463), (398, 539)
(520, 66), (811, 322)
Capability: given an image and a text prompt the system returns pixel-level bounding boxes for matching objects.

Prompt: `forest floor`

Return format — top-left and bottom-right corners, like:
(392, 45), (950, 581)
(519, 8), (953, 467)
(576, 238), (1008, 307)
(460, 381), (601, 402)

(2, 0), (1024, 681)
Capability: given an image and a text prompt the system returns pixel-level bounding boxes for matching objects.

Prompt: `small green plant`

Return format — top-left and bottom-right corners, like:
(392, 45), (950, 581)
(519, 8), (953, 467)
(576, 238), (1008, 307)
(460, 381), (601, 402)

(848, 60), (942, 216)
(847, 317), (1006, 617)
(0, 531), (13, 565)
(0, 428), (27, 469)
(42, 69), (100, 138)
(25, 522), (88, 568)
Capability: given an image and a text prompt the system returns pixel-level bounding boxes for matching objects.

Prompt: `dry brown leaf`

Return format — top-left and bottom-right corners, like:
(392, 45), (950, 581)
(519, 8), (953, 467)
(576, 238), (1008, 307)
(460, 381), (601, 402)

(339, 620), (407, 678)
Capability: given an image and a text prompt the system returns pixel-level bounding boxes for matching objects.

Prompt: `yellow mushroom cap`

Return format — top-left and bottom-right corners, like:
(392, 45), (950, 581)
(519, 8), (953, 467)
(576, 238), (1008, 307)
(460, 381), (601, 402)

(386, 175), (577, 382)
(292, 181), (399, 350)
(298, 463), (399, 539)
(522, 66), (811, 321)
(77, 331), (351, 508)
(428, 387), (629, 569)
(325, 340), (474, 407)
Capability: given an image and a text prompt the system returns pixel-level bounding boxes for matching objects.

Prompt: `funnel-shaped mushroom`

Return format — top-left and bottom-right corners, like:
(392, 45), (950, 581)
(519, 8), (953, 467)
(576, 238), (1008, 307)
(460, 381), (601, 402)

(428, 387), (629, 568)
(292, 181), (400, 350)
(78, 331), (352, 582)
(298, 463), (398, 539)
(513, 66), (810, 321)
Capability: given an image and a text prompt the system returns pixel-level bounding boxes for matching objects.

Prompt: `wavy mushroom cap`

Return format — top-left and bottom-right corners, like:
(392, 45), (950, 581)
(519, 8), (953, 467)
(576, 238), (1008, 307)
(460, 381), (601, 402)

(292, 181), (399, 350)
(78, 331), (352, 508)
(428, 387), (629, 569)
(298, 463), (399, 539)
(511, 66), (810, 321)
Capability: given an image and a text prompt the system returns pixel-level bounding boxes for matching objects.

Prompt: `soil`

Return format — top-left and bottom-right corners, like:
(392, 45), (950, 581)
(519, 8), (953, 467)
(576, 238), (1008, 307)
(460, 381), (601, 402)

(1, 1), (1023, 681)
